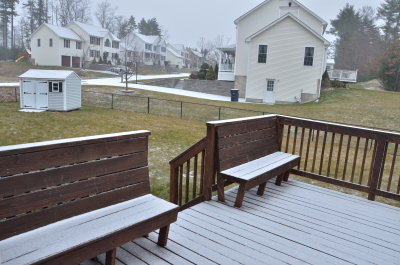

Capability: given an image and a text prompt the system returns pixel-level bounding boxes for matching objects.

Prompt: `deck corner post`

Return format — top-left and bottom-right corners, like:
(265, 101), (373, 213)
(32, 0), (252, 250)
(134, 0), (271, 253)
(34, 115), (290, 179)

(368, 136), (386, 201)
(276, 116), (284, 150)
(203, 124), (216, 201)
(169, 163), (179, 204)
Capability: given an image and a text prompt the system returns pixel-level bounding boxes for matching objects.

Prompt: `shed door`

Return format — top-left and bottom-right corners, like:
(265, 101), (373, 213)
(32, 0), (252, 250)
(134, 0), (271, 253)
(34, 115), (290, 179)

(72, 57), (80, 68)
(62, 56), (71, 67)
(35, 82), (48, 109)
(22, 81), (35, 108)
(264, 79), (276, 104)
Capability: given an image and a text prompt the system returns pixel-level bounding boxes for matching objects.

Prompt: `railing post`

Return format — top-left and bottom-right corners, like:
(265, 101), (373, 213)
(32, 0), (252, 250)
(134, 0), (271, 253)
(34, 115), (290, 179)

(368, 136), (386, 201)
(169, 163), (179, 204)
(203, 124), (216, 201)
(147, 97), (150, 114)
(276, 116), (284, 150)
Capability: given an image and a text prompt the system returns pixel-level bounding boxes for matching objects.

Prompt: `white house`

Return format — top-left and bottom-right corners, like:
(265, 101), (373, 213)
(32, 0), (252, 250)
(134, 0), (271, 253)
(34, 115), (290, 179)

(166, 44), (184, 69)
(30, 23), (84, 67)
(19, 70), (81, 111)
(121, 32), (166, 66)
(218, 0), (329, 104)
(66, 22), (120, 65)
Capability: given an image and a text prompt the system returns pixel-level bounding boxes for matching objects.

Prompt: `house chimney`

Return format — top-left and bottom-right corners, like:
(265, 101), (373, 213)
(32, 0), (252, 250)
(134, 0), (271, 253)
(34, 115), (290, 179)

(289, 2), (292, 7)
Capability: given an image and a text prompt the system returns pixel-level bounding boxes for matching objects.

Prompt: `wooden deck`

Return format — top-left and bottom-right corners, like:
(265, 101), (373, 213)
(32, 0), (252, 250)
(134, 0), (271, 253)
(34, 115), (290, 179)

(89, 180), (400, 265)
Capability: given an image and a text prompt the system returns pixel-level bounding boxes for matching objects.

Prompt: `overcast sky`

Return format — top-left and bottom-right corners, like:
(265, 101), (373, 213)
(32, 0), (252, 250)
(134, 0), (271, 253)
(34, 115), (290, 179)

(98, 0), (384, 47)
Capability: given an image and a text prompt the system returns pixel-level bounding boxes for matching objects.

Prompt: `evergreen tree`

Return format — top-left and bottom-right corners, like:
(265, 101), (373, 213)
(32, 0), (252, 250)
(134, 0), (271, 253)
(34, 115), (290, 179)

(138, 17), (161, 36)
(321, 70), (331, 89)
(138, 18), (147, 35)
(378, 0), (400, 46)
(205, 65), (215, 80)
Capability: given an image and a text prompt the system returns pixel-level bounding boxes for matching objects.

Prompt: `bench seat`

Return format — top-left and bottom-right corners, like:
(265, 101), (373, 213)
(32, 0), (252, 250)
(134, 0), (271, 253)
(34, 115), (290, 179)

(1, 194), (178, 265)
(220, 152), (300, 207)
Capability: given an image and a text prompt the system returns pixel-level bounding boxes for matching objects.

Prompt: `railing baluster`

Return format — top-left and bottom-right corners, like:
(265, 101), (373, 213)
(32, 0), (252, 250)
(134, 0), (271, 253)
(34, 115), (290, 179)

(292, 126), (298, 155)
(185, 160), (190, 203)
(378, 142), (388, 189)
(304, 128), (312, 171)
(200, 150), (205, 193)
(327, 132), (336, 177)
(285, 125), (291, 153)
(334, 134), (344, 179)
(319, 131), (328, 175)
(193, 154), (198, 198)
(359, 138), (369, 185)
(311, 130), (320, 172)
(298, 127), (305, 169)
(367, 141), (378, 186)
(387, 143), (398, 192)
(342, 136), (352, 181)
(178, 165), (183, 206)
(350, 137), (361, 183)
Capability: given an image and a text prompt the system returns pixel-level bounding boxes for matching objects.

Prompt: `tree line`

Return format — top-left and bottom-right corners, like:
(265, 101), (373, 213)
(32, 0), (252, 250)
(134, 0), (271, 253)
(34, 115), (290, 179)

(329, 0), (400, 91)
(0, 0), (162, 59)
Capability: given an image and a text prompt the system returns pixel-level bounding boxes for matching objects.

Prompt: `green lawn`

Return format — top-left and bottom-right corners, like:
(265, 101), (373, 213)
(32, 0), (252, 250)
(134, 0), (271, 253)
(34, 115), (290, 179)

(1, 87), (399, 205)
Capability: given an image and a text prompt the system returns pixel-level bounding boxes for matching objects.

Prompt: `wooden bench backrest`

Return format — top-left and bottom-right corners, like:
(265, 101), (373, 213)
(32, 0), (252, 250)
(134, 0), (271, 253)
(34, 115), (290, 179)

(213, 116), (279, 172)
(0, 131), (151, 240)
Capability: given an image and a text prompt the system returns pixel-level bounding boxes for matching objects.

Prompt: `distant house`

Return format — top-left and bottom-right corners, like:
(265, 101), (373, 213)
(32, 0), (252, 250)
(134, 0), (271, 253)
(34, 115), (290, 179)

(30, 23), (84, 67)
(30, 22), (120, 68)
(66, 21), (120, 65)
(166, 44), (184, 69)
(218, 0), (330, 104)
(121, 32), (166, 66)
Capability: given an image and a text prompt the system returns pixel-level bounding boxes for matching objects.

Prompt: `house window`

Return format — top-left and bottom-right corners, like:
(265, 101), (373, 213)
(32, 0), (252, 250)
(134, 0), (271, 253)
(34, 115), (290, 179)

(49, 38), (53, 47)
(105, 39), (110, 47)
(112, 41), (119, 48)
(258, 45), (268, 63)
(90, 36), (100, 45)
(267, 80), (275, 91)
(304, 47), (314, 66)
(161, 56), (165, 61)
(64, 39), (70, 48)
(37, 39), (41, 47)
(161, 47), (166, 52)
(145, 44), (152, 50)
(90, 50), (100, 58)
(48, 81), (63, 93)
(76, 41), (81, 49)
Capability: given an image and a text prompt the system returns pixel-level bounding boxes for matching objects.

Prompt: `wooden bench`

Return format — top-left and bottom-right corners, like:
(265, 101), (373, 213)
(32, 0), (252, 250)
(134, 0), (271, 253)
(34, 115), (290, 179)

(0, 131), (179, 265)
(210, 116), (300, 207)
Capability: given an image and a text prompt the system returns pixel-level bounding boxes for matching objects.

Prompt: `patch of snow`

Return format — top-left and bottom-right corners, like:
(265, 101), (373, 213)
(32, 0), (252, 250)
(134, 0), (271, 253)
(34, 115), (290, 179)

(19, 109), (47, 112)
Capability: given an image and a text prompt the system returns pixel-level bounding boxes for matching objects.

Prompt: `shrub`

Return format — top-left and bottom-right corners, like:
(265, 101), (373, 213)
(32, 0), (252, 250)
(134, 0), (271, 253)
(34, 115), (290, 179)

(321, 70), (331, 88)
(190, 71), (199, 79)
(331, 80), (345, 88)
(205, 66), (215, 80)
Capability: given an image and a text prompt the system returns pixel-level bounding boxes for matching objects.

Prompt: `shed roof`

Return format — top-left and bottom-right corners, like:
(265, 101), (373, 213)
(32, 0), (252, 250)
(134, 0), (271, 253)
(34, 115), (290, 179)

(19, 70), (81, 80)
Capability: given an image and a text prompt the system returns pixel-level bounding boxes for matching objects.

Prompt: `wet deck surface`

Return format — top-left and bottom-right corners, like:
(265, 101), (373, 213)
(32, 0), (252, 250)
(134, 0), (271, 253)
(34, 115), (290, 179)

(88, 180), (400, 265)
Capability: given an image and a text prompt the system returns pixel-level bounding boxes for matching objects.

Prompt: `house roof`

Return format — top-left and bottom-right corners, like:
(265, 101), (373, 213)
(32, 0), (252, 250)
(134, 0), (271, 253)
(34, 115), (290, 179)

(218, 44), (236, 53)
(19, 69), (81, 80)
(234, 0), (328, 30)
(171, 44), (185, 51)
(245, 13), (329, 45)
(167, 47), (183, 58)
(32, 23), (81, 41)
(70, 21), (120, 41)
(135, 33), (160, 44)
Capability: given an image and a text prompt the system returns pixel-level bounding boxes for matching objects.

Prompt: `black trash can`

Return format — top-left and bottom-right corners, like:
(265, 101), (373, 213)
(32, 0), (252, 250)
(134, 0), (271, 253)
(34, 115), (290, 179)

(230, 89), (239, 102)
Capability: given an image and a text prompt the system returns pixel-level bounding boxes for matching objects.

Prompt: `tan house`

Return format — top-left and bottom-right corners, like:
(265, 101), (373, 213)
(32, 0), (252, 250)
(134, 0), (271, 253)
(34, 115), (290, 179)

(219, 0), (329, 104)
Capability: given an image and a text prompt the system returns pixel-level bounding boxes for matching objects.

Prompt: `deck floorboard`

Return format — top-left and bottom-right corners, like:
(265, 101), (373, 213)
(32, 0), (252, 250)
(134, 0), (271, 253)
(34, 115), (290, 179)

(86, 180), (400, 265)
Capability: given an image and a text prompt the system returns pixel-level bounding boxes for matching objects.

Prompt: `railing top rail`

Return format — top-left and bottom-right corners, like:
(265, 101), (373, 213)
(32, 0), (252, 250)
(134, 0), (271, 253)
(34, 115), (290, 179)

(169, 137), (206, 167)
(277, 115), (400, 141)
(207, 114), (277, 127)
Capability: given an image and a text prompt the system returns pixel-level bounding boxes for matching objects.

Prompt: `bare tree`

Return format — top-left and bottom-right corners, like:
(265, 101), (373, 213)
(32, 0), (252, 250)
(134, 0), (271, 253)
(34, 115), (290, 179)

(95, 0), (117, 32)
(54, 0), (91, 26)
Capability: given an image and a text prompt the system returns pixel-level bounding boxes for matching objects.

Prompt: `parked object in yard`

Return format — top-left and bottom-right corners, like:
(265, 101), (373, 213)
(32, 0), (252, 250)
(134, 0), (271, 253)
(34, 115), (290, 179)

(19, 69), (81, 111)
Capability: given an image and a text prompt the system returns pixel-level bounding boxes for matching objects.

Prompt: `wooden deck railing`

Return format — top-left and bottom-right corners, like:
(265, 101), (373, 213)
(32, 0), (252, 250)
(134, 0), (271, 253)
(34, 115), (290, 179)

(169, 138), (207, 210)
(170, 115), (400, 209)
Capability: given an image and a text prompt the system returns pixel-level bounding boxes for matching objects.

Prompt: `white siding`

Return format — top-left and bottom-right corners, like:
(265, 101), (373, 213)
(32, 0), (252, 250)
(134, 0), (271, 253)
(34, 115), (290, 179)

(245, 16), (324, 103)
(48, 84), (65, 111)
(31, 27), (60, 66)
(235, 0), (324, 77)
(66, 75), (82, 110)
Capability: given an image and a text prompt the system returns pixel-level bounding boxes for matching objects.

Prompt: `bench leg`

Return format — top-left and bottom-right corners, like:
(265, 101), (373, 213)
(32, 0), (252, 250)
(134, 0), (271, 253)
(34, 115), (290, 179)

(257, 182), (266, 196)
(105, 248), (116, 265)
(275, 174), (283, 186)
(157, 225), (170, 247)
(234, 184), (246, 208)
(217, 174), (225, 203)
(283, 172), (290, 182)
(143, 233), (149, 238)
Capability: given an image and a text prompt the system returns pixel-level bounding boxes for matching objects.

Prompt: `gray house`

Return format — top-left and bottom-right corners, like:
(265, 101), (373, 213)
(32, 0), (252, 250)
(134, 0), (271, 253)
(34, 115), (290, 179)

(19, 70), (81, 111)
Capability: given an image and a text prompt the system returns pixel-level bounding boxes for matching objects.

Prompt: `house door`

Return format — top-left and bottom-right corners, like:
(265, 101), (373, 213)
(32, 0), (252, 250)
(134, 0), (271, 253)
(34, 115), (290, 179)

(263, 79), (276, 104)
(22, 81), (35, 108)
(72, 57), (80, 68)
(35, 82), (49, 110)
(61, 56), (71, 67)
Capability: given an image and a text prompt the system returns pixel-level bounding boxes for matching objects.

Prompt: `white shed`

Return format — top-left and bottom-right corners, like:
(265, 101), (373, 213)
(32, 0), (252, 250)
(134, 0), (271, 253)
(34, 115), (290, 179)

(19, 69), (81, 111)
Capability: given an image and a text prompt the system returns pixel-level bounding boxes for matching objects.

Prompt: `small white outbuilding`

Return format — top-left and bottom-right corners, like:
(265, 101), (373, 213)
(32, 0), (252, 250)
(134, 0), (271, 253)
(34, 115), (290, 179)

(19, 69), (81, 111)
